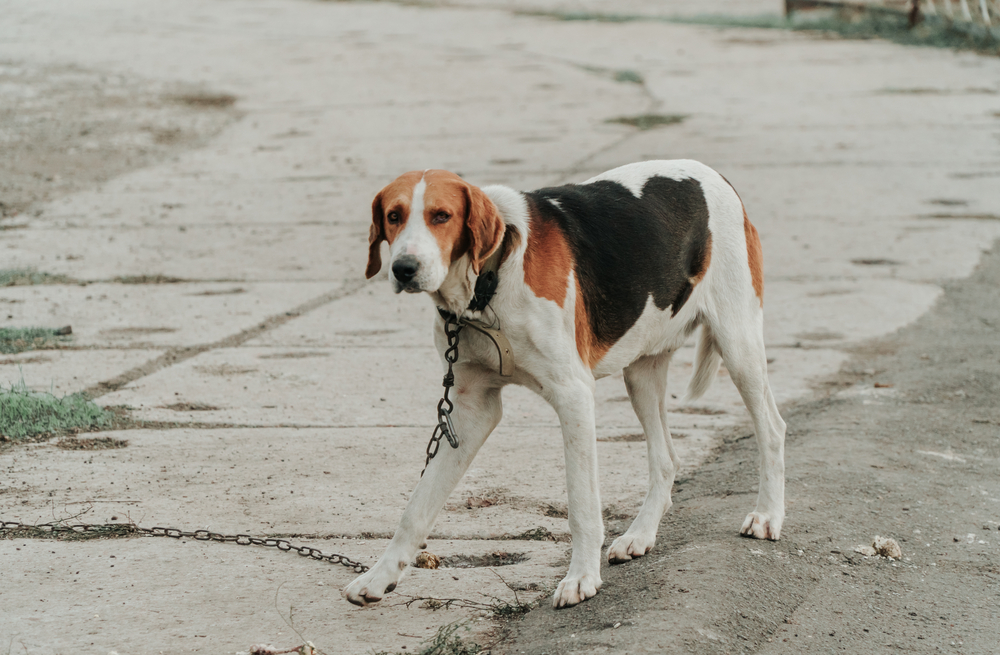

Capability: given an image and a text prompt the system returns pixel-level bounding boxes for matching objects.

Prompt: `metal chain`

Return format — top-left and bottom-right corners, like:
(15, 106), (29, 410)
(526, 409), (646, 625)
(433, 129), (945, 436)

(0, 520), (368, 573)
(423, 312), (464, 475)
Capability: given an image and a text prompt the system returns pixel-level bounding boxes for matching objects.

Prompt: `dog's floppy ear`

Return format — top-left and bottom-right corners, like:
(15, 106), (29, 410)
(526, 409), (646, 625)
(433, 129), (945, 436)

(366, 190), (386, 279)
(463, 183), (504, 275)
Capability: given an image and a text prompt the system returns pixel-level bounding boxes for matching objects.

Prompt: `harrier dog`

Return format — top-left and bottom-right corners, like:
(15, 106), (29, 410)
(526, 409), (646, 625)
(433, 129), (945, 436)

(344, 160), (785, 609)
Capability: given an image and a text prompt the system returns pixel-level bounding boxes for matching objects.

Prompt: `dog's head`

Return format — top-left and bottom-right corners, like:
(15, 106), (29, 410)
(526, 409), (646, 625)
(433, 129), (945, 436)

(366, 170), (504, 294)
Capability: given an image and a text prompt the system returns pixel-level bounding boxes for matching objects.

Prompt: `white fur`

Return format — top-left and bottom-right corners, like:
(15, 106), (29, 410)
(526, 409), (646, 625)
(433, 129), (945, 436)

(345, 160), (786, 610)
(388, 175), (449, 294)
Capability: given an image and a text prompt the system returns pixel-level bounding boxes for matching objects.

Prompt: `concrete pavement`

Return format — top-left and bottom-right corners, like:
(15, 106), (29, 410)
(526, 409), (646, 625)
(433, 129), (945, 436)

(2, 1), (999, 652)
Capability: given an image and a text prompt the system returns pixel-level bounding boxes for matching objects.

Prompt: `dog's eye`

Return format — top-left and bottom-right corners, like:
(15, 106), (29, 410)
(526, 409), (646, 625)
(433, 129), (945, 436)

(387, 211), (401, 224)
(432, 211), (451, 225)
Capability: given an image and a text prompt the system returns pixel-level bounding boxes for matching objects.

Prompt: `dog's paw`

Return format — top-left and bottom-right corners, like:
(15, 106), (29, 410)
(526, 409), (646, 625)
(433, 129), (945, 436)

(552, 572), (601, 608)
(343, 568), (400, 607)
(607, 532), (655, 564)
(740, 511), (782, 540)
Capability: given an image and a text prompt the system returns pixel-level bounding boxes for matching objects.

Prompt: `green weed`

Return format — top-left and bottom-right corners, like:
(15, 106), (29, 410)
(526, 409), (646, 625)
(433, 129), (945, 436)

(111, 274), (185, 284)
(0, 326), (71, 354)
(0, 376), (112, 443)
(0, 268), (75, 286)
(519, 7), (1000, 56)
(612, 69), (644, 84)
(373, 622), (482, 655)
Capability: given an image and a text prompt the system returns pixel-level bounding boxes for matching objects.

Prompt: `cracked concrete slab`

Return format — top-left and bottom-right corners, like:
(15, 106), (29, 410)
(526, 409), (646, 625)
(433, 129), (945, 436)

(3, 225), (367, 283)
(94, 341), (841, 431)
(2, 0), (999, 652)
(0, 282), (339, 348)
(0, 426), (710, 540)
(0, 350), (162, 397)
(0, 536), (564, 654)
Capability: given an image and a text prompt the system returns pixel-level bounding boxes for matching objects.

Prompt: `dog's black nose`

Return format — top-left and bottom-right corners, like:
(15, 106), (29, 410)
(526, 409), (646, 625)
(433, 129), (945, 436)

(392, 256), (420, 283)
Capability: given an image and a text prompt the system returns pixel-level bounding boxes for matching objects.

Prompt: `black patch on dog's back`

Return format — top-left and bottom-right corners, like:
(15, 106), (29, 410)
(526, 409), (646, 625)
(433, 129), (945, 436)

(526, 176), (710, 348)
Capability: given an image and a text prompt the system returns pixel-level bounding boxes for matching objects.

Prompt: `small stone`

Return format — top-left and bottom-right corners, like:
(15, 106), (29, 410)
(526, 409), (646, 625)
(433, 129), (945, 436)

(854, 545), (876, 557)
(415, 551), (440, 569)
(872, 536), (902, 559)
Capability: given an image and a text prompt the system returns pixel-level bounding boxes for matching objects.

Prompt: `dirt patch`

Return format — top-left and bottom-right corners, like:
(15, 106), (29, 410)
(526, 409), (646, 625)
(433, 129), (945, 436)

(193, 364), (258, 376)
(794, 330), (845, 341)
(439, 552), (528, 569)
(504, 527), (560, 542)
(188, 287), (246, 296)
(258, 351), (330, 359)
(111, 275), (186, 285)
(161, 402), (220, 411)
(167, 91), (238, 109)
(926, 198), (969, 206)
(543, 504), (568, 518)
(55, 436), (128, 450)
(0, 62), (238, 219)
(920, 213), (1000, 221)
(100, 327), (177, 337)
(596, 433), (645, 442)
(605, 113), (686, 130)
(851, 257), (902, 266)
(671, 406), (727, 415)
(0, 523), (138, 541)
(334, 328), (400, 337)
(877, 86), (997, 95)
(0, 354), (52, 365)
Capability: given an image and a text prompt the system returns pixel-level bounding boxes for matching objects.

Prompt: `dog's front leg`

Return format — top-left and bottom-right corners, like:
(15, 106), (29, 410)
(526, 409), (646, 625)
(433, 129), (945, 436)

(550, 377), (604, 608)
(344, 364), (502, 606)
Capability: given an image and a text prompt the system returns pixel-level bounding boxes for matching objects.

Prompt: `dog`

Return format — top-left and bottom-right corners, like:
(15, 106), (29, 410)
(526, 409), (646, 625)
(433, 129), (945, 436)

(344, 160), (786, 609)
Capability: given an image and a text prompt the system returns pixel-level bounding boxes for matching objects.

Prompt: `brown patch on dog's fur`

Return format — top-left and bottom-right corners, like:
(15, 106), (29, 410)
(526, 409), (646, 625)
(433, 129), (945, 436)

(455, 175), (504, 274)
(422, 171), (472, 269)
(743, 207), (764, 305)
(523, 207), (572, 307)
(574, 277), (610, 368)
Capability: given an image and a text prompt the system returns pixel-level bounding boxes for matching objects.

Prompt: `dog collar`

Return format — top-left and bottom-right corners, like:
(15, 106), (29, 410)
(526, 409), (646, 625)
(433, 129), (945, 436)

(467, 243), (504, 312)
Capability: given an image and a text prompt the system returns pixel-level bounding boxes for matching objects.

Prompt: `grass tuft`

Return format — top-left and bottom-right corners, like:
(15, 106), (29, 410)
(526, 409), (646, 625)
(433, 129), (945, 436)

(111, 274), (185, 284)
(0, 327), (72, 354)
(0, 268), (75, 286)
(0, 377), (112, 443)
(519, 7), (1000, 56)
(673, 11), (1000, 55)
(612, 69), (644, 84)
(374, 622), (482, 655)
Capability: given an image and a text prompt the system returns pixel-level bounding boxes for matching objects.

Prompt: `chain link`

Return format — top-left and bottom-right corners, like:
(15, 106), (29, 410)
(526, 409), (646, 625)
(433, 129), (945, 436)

(423, 312), (464, 475)
(0, 520), (369, 573)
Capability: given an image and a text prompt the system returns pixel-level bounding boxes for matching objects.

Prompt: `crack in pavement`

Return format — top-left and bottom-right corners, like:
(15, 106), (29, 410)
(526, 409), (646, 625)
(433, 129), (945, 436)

(82, 277), (372, 399)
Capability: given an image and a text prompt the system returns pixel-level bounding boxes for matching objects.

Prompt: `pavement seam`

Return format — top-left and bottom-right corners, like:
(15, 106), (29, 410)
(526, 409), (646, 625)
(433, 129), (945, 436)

(82, 276), (372, 399)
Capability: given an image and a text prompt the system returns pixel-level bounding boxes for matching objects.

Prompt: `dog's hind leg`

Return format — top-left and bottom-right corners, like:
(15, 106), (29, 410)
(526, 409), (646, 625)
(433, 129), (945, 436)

(710, 303), (786, 540)
(343, 363), (503, 606)
(607, 352), (678, 564)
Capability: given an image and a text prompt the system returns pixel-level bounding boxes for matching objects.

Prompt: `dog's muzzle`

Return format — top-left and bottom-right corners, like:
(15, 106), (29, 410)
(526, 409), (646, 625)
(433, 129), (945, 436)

(391, 255), (421, 292)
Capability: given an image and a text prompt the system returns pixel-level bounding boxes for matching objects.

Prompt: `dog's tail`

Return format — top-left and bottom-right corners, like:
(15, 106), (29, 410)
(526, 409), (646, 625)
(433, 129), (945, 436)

(684, 324), (722, 402)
